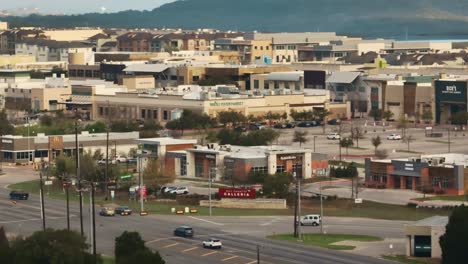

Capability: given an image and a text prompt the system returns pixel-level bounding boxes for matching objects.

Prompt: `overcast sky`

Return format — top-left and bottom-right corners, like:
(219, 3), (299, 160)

(1, 0), (176, 14)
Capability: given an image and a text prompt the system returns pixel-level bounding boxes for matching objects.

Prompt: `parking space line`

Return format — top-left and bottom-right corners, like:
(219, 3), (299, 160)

(163, 242), (179, 248)
(245, 261), (257, 264)
(202, 251), (217, 257)
(188, 216), (224, 226)
(182, 247), (198, 252)
(222, 256), (238, 261)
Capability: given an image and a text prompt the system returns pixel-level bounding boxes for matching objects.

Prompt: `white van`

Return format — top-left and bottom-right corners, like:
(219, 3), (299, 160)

(300, 214), (321, 226)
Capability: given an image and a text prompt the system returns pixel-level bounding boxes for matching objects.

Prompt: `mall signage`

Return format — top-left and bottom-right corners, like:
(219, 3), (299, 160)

(280, 155), (297, 161)
(218, 188), (256, 199)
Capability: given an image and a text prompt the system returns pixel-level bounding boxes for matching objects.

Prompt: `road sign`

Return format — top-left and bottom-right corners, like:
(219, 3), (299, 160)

(44, 180), (53, 186)
(110, 190), (115, 199)
(120, 174), (132, 179)
(354, 198), (363, 204)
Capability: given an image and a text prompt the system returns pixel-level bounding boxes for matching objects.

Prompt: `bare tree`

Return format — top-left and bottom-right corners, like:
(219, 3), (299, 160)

(351, 124), (365, 148)
(292, 130), (309, 147)
(403, 135), (416, 152)
(397, 116), (409, 138)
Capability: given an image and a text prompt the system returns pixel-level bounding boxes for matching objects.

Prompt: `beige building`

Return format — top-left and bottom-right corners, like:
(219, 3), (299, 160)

(89, 86), (350, 123)
(0, 21), (7, 30)
(43, 29), (104, 41)
(405, 216), (447, 259)
(121, 75), (155, 91)
(250, 71), (304, 92)
(0, 55), (36, 67)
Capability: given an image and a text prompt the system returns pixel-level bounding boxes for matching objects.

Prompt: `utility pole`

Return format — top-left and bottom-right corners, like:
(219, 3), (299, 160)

(39, 170), (46, 231)
(320, 181), (324, 234)
(313, 136), (317, 152)
(448, 127), (451, 153)
(293, 170), (298, 238)
(75, 120), (84, 237)
(65, 181), (70, 231)
(105, 126), (109, 200)
(257, 244), (260, 264)
(91, 182), (96, 259)
(297, 173), (302, 241)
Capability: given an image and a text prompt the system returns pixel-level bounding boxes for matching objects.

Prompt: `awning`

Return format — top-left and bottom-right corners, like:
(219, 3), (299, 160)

(266, 72), (303, 82)
(326, 71), (361, 84)
(123, 64), (169, 73)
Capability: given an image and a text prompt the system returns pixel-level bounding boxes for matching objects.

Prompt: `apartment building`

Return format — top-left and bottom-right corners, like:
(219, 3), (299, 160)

(0, 29), (44, 54)
(15, 38), (94, 64)
(117, 32), (154, 52)
(151, 32), (243, 52)
(250, 71), (304, 92)
(214, 38), (273, 64)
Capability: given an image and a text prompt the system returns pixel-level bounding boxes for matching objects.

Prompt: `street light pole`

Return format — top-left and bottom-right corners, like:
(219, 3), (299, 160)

(105, 126), (109, 200)
(65, 182), (70, 231)
(448, 127), (451, 153)
(313, 136), (317, 152)
(39, 170), (46, 231)
(320, 181), (324, 234)
(75, 120), (84, 237)
(209, 166), (213, 217)
(91, 182), (96, 259)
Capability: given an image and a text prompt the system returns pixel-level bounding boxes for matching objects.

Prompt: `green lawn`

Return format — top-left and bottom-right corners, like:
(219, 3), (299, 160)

(382, 255), (440, 264)
(102, 256), (115, 264)
(9, 180), (453, 220)
(269, 233), (382, 250)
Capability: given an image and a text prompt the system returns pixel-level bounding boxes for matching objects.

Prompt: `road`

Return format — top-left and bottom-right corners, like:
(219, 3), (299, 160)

(0, 166), (401, 264)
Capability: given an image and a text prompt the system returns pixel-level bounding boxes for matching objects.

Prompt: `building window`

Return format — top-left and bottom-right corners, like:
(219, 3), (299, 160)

(260, 46), (264, 50)
(141, 109), (146, 119)
(276, 165), (285, 173)
(254, 46), (258, 50)
(163, 110), (168, 120)
(254, 80), (259, 89)
(442, 177), (450, 188)
(382, 175), (387, 183)
(180, 156), (187, 176)
(251, 166), (267, 174)
(192, 76), (200, 82)
(372, 175), (379, 182)
(295, 82), (300, 90)
(266, 46), (270, 50)
(99, 107), (104, 116)
(432, 177), (441, 188)
(264, 82), (270, 90)
(285, 82), (290, 89)
(274, 81), (279, 89)
(195, 162), (204, 178)
(153, 110), (158, 119)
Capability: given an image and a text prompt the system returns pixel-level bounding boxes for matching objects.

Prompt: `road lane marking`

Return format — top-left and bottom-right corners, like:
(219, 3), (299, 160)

(188, 216), (224, 226)
(163, 242), (179, 248)
(245, 261), (257, 264)
(182, 247), (198, 252)
(0, 216), (72, 224)
(222, 256), (238, 261)
(202, 251), (217, 257)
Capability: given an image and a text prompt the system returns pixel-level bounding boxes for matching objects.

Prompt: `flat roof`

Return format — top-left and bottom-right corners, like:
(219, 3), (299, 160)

(123, 64), (169, 73)
(137, 137), (197, 146)
(410, 216), (448, 227)
(326, 71), (361, 84)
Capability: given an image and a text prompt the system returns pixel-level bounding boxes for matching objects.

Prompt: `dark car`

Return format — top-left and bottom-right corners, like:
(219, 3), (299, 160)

(114, 206), (132, 216)
(327, 119), (341, 125)
(126, 158), (137, 164)
(9, 191), (29, 200)
(274, 123), (287, 129)
(174, 226), (194, 238)
(249, 123), (265, 130)
(286, 122), (296, 128)
(297, 121), (312, 127)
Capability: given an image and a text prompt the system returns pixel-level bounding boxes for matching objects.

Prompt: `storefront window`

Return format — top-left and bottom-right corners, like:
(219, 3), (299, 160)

(382, 175), (387, 183)
(251, 167), (267, 173)
(276, 165), (285, 173)
(180, 156), (187, 176)
(195, 162), (204, 178)
(3, 152), (13, 161)
(432, 177), (440, 188)
(442, 178), (450, 188)
(373, 175), (379, 182)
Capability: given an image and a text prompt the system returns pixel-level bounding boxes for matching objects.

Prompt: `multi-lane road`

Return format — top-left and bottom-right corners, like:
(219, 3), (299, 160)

(0, 167), (402, 264)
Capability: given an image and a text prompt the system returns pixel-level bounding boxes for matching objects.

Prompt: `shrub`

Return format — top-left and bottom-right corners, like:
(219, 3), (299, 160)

(176, 194), (208, 206)
(374, 149), (388, 159)
(407, 202), (418, 208)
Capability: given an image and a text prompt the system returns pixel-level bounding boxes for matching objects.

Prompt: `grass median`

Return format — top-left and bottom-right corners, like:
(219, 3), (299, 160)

(269, 233), (382, 250)
(9, 180), (453, 220)
(416, 195), (468, 202)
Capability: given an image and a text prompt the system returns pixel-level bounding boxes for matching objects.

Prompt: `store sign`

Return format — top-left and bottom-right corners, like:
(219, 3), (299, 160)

(280, 156), (297, 161)
(206, 154), (216, 160)
(209, 101), (244, 107)
(442, 85), (461, 95)
(404, 163), (414, 171)
(1, 139), (13, 144)
(218, 188), (256, 199)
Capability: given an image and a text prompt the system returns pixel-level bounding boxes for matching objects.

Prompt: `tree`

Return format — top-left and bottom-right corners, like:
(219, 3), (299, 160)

(79, 152), (99, 182)
(397, 116), (409, 137)
(54, 155), (75, 179)
(440, 205), (468, 264)
(382, 110), (394, 121)
(403, 134), (415, 152)
(85, 121), (107, 133)
(39, 114), (54, 126)
(217, 111), (246, 127)
(371, 136), (382, 152)
(290, 110), (313, 122)
(110, 120), (139, 132)
(216, 128), (279, 146)
(0, 227), (12, 263)
(262, 172), (293, 198)
(143, 159), (175, 189)
(313, 108), (331, 134)
(421, 110), (433, 124)
(369, 109), (383, 121)
(340, 137), (354, 155)
(115, 231), (165, 264)
(292, 130), (308, 147)
(265, 111), (282, 126)
(350, 125), (365, 148)
(0, 110), (14, 135)
(11, 229), (100, 264)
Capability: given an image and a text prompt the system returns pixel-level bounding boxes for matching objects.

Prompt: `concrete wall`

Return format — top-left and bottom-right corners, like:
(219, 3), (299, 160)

(200, 198), (287, 209)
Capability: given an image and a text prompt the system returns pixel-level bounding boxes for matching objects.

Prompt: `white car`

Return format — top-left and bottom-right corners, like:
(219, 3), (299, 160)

(387, 134), (402, 140)
(202, 238), (222, 249)
(162, 186), (177, 193)
(300, 214), (321, 226)
(327, 133), (341, 140)
(97, 158), (116, 165)
(113, 155), (127, 163)
(169, 187), (189, 195)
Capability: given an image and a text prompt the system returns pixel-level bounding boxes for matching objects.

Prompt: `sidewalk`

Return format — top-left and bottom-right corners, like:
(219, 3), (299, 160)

(332, 238), (405, 258)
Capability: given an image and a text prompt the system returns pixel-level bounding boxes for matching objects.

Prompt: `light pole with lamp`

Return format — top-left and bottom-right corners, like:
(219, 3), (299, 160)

(313, 136), (317, 152)
(209, 165), (216, 217)
(75, 118), (84, 236)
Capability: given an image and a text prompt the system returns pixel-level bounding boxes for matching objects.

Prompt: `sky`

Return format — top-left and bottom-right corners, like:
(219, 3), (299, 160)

(0, 0), (176, 14)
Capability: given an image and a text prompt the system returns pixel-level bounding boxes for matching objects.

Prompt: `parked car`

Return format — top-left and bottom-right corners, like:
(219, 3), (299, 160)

(249, 123), (265, 130)
(169, 187), (189, 195)
(162, 186), (177, 193)
(9, 191), (29, 200)
(99, 207), (115, 216)
(297, 121), (312, 127)
(114, 206), (132, 216)
(97, 159), (116, 165)
(286, 122), (296, 128)
(113, 155), (127, 163)
(300, 214), (321, 226)
(274, 123), (287, 129)
(327, 133), (341, 140)
(126, 157), (137, 164)
(202, 238), (222, 249)
(174, 226), (194, 237)
(327, 119), (340, 125)
(387, 134), (402, 140)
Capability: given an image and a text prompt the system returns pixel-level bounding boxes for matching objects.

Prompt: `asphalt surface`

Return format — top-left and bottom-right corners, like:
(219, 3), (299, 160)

(0, 166), (401, 264)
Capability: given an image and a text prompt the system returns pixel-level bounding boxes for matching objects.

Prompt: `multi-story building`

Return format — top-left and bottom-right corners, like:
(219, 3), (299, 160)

(250, 71), (304, 92)
(117, 32), (154, 52)
(214, 38), (273, 65)
(0, 29), (44, 54)
(15, 38), (94, 64)
(151, 32), (243, 53)
(0, 69), (71, 112)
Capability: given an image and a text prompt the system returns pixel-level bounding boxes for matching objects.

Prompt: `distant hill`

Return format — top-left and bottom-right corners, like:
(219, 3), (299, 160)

(4, 0), (468, 38)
